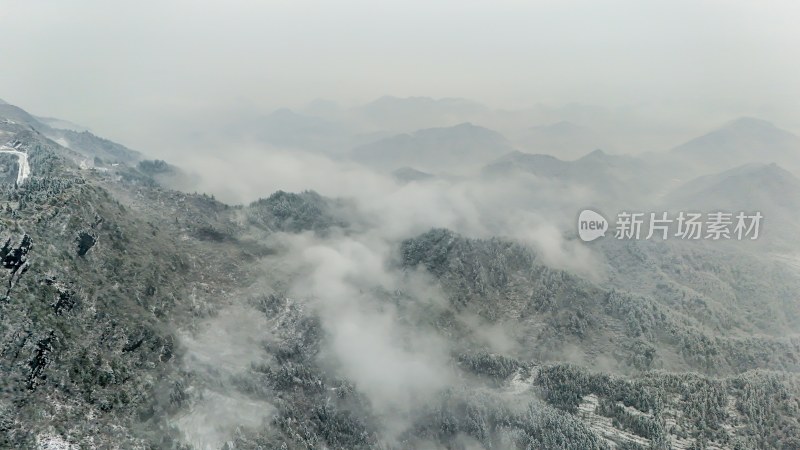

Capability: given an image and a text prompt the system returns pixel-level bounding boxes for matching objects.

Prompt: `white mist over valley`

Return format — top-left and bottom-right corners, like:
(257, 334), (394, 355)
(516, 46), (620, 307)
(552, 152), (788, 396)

(2, 2), (800, 449)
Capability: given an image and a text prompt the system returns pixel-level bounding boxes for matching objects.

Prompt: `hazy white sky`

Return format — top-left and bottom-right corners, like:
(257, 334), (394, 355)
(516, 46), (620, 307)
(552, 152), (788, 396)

(1, 0), (799, 149)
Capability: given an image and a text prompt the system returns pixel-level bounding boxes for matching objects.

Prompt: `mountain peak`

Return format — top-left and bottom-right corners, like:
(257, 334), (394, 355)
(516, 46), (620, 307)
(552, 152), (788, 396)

(676, 115), (799, 148)
(417, 122), (488, 133)
(721, 116), (778, 131)
(352, 123), (512, 171)
(496, 150), (561, 163)
(667, 161), (800, 215)
(671, 116), (800, 171)
(748, 161), (797, 180)
(271, 107), (298, 116)
(578, 148), (608, 160)
(392, 166), (434, 182)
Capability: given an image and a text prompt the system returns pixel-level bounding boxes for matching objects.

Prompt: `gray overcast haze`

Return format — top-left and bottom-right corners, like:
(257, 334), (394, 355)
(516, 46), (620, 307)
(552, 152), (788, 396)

(2, 0), (800, 155)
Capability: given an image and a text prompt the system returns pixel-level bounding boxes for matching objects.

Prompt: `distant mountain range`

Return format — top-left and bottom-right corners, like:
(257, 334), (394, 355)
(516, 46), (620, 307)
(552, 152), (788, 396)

(2, 97), (800, 449)
(482, 148), (675, 209)
(354, 96), (491, 131)
(512, 121), (609, 160)
(671, 117), (800, 172)
(391, 166), (434, 183)
(663, 163), (800, 242)
(352, 122), (515, 172)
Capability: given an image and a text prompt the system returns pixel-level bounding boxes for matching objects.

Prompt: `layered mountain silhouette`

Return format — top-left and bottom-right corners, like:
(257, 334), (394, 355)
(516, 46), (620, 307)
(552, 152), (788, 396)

(355, 96), (490, 131)
(513, 121), (609, 160)
(2, 97), (800, 449)
(482, 149), (673, 208)
(671, 117), (800, 172)
(352, 122), (515, 172)
(391, 166), (434, 183)
(663, 163), (800, 243)
(667, 163), (800, 209)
